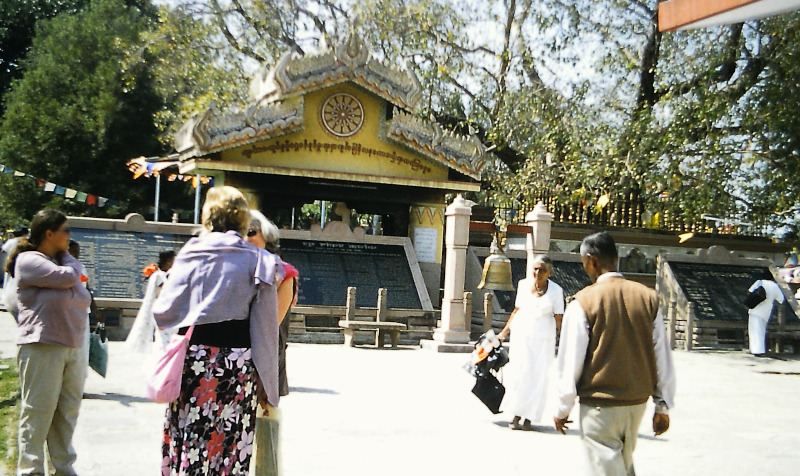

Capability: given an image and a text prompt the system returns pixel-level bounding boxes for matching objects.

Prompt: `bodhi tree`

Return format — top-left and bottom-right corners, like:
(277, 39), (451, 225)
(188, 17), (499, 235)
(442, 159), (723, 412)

(142, 0), (800, 235)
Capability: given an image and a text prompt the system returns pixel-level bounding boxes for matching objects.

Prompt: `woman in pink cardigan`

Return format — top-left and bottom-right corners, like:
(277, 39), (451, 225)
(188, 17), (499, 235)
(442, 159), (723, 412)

(6, 209), (91, 476)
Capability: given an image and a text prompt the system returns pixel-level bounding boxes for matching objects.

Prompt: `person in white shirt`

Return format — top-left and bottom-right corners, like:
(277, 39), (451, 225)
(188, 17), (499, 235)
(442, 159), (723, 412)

(747, 276), (785, 357)
(124, 250), (175, 352)
(554, 231), (676, 476)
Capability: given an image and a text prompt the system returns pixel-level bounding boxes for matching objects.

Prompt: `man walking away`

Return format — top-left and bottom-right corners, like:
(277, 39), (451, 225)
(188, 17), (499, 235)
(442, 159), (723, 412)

(554, 231), (676, 476)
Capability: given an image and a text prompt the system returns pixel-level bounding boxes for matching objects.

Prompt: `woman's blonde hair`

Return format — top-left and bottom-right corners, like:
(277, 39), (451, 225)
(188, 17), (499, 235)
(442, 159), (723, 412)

(201, 186), (250, 235)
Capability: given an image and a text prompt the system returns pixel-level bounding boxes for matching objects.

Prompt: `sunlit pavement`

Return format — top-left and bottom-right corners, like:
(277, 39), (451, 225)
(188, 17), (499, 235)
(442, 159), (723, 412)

(2, 312), (799, 476)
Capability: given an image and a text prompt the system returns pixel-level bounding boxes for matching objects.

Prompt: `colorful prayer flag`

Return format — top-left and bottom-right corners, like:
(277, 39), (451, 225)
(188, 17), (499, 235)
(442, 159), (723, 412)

(65, 188), (77, 199)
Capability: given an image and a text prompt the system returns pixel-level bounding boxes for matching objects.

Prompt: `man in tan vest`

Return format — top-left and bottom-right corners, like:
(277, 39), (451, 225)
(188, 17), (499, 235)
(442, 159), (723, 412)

(554, 231), (676, 476)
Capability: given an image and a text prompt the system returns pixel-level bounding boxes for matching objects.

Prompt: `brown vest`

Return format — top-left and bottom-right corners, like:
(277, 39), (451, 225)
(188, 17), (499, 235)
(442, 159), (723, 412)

(574, 276), (659, 407)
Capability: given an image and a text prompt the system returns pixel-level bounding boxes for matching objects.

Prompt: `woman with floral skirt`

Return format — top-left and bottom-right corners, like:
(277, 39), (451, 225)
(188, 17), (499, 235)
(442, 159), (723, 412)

(153, 186), (283, 475)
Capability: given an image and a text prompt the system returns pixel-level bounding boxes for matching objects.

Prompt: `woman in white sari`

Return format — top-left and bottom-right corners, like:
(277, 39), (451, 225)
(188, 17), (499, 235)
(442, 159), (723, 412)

(124, 250), (175, 352)
(498, 255), (564, 430)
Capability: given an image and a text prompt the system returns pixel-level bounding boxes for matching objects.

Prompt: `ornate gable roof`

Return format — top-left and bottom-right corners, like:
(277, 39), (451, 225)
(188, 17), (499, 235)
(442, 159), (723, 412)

(174, 33), (486, 180)
(248, 33), (422, 110)
(387, 109), (485, 179)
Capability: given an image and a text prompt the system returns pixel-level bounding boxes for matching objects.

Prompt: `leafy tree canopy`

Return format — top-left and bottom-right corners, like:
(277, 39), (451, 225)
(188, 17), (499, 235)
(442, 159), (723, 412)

(4, 0), (800, 237)
(0, 0), (166, 227)
(0, 0), (89, 118)
(154, 1), (800, 235)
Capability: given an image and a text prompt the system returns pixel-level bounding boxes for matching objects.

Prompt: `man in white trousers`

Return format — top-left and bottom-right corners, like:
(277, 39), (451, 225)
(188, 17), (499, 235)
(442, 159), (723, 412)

(747, 276), (785, 357)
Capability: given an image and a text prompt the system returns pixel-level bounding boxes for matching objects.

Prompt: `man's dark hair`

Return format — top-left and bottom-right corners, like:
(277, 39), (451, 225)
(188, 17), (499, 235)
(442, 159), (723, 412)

(68, 240), (80, 258)
(580, 231), (618, 264)
(158, 250), (176, 269)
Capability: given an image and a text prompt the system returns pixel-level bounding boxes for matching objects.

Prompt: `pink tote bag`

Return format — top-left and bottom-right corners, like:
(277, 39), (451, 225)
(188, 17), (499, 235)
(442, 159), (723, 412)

(145, 326), (194, 403)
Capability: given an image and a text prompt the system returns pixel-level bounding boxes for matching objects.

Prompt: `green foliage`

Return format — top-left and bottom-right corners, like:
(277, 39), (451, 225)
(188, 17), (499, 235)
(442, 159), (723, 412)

(0, 0), (89, 118)
(0, 359), (20, 471)
(0, 0), (164, 228)
(131, 5), (251, 146)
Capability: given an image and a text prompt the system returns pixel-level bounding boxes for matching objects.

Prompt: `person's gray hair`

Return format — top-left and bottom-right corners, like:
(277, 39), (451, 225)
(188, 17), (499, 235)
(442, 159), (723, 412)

(532, 254), (554, 272)
(249, 209), (280, 253)
(580, 231), (618, 261)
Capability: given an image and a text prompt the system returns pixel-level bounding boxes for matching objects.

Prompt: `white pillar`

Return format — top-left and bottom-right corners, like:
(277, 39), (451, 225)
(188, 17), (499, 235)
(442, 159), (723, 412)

(526, 201), (553, 279)
(433, 195), (474, 344)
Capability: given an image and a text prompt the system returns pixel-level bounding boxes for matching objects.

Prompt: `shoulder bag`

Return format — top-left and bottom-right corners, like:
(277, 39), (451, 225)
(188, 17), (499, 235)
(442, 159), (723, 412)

(88, 323), (108, 377)
(744, 281), (767, 309)
(145, 326), (194, 403)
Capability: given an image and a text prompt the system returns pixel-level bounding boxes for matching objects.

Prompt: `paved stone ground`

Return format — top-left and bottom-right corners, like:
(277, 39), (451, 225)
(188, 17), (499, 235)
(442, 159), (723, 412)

(2, 311), (800, 475)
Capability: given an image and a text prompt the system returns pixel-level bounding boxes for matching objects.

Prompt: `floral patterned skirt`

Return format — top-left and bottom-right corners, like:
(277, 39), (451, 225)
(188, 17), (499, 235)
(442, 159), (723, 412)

(162, 345), (257, 476)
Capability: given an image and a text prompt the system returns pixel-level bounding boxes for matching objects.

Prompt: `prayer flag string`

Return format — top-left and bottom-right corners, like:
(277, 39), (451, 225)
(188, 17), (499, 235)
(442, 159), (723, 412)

(0, 163), (123, 208)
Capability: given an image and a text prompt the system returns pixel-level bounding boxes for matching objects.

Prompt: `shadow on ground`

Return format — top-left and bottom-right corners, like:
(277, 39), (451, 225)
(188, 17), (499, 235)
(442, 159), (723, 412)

(288, 386), (338, 395)
(82, 392), (152, 406)
(492, 420), (580, 436)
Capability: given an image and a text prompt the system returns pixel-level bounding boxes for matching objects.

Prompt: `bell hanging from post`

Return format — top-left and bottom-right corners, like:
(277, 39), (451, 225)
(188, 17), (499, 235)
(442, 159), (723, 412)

(477, 235), (515, 291)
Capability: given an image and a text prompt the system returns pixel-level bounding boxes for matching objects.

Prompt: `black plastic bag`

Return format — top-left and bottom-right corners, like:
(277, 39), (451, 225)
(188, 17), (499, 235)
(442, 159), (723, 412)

(471, 373), (505, 414)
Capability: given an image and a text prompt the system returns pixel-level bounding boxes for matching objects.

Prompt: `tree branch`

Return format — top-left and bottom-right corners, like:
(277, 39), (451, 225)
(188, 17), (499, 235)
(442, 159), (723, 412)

(208, 0), (267, 63)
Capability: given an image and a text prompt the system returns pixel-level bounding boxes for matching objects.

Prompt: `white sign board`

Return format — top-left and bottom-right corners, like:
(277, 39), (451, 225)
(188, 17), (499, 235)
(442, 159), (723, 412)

(413, 227), (439, 263)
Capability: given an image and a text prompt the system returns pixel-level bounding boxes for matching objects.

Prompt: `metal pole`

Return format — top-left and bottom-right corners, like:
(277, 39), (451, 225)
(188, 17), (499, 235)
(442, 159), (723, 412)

(193, 176), (201, 224)
(154, 174), (161, 222)
(320, 200), (327, 225)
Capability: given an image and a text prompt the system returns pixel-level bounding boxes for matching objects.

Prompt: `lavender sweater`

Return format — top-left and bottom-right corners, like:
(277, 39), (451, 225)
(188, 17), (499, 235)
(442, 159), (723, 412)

(16, 252), (92, 348)
(152, 231), (284, 406)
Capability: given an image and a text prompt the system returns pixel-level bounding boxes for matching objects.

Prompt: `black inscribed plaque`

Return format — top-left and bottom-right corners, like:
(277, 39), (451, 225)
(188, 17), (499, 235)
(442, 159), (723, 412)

(70, 229), (188, 299)
(667, 261), (798, 323)
(280, 239), (422, 309)
(484, 256), (592, 312)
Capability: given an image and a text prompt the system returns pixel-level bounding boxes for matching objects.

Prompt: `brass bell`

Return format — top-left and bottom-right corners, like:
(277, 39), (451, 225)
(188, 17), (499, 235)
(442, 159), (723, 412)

(477, 236), (515, 291)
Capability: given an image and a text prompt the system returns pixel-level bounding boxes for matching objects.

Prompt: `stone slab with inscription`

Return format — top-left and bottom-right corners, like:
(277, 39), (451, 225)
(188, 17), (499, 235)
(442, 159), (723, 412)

(71, 229), (188, 300)
(667, 261), (799, 323)
(280, 239), (423, 309)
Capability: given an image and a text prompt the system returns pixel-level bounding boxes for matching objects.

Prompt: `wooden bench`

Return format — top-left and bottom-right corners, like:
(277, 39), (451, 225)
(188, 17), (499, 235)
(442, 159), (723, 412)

(338, 287), (407, 348)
